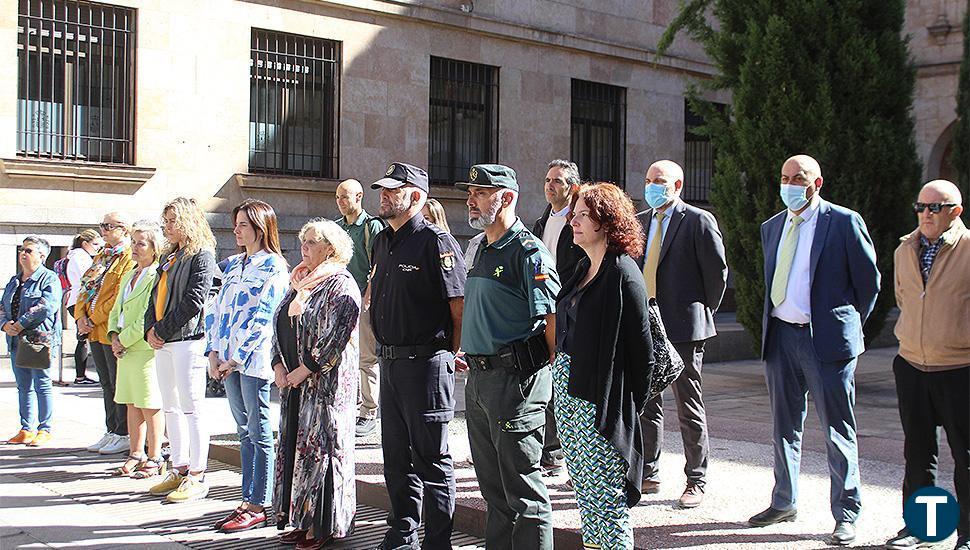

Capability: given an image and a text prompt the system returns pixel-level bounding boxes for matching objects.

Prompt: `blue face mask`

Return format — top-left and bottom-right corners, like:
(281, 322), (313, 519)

(780, 184), (810, 211)
(644, 183), (671, 209)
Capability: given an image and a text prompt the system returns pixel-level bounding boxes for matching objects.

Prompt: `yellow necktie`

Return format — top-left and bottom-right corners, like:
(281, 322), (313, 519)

(643, 211), (665, 299)
(770, 215), (805, 307)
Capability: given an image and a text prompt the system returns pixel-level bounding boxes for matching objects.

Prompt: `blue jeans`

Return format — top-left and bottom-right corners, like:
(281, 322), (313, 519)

(224, 371), (274, 507)
(764, 318), (861, 522)
(10, 344), (55, 432)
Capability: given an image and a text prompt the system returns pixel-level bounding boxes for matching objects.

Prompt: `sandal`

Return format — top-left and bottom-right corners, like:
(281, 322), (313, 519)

(112, 453), (147, 476)
(131, 457), (165, 479)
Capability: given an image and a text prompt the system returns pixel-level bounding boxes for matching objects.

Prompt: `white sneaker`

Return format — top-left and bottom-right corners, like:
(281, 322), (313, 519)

(86, 432), (113, 452)
(99, 434), (130, 455)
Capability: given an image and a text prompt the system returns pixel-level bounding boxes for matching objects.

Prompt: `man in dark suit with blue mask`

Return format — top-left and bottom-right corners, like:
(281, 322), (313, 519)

(748, 154), (880, 546)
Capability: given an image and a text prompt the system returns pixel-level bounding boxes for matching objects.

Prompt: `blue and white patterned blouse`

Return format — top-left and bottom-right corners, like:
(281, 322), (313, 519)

(205, 250), (289, 380)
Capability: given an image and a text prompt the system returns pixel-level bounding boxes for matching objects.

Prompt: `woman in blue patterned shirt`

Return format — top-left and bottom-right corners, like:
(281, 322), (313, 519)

(205, 199), (289, 533)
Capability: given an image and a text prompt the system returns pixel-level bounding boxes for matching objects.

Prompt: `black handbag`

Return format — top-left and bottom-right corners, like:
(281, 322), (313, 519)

(14, 335), (52, 370)
(646, 297), (685, 399)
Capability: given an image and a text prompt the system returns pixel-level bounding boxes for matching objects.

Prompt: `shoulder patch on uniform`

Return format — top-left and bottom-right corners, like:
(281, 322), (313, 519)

(440, 251), (455, 272)
(532, 256), (549, 281)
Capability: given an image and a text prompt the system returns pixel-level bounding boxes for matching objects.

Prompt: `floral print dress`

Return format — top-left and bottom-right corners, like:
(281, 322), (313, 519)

(272, 270), (361, 539)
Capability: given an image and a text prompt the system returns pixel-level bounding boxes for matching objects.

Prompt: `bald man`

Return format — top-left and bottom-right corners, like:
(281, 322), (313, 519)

(636, 159), (727, 509)
(749, 155), (880, 546)
(886, 180), (969, 550)
(335, 179), (387, 436)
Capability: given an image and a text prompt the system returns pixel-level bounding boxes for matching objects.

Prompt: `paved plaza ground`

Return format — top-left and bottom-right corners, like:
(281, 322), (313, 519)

(0, 345), (961, 549)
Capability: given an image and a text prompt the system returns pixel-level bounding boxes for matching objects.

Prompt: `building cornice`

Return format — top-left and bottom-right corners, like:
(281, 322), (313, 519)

(309, 0), (719, 78)
(0, 158), (155, 186)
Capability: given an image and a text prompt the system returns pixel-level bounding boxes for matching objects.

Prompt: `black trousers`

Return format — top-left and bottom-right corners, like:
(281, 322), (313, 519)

(893, 355), (969, 537)
(89, 341), (127, 436)
(67, 305), (89, 379)
(379, 352), (455, 549)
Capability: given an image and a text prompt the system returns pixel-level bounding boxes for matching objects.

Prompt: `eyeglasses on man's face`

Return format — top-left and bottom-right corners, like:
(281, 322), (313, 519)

(912, 202), (957, 214)
(99, 222), (125, 231)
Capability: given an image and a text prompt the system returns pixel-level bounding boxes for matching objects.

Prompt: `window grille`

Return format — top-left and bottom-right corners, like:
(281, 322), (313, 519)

(249, 29), (340, 178)
(429, 56), (499, 186)
(684, 100), (725, 204)
(17, 0), (136, 164)
(571, 79), (626, 188)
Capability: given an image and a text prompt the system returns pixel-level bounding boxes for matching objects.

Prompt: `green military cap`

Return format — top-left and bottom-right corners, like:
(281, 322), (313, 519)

(456, 164), (518, 192)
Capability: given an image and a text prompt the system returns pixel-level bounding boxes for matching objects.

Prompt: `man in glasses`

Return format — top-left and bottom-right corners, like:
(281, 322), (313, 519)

(885, 179), (969, 550)
(750, 154), (880, 546)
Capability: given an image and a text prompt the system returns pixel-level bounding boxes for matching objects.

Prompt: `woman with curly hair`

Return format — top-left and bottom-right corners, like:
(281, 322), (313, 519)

(145, 197), (217, 503)
(554, 182), (655, 549)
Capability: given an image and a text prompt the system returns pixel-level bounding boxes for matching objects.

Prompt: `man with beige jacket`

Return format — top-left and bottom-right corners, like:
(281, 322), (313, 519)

(886, 179), (969, 550)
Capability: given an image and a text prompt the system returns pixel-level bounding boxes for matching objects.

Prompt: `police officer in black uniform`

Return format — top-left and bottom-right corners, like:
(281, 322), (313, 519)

(369, 162), (466, 550)
(459, 164), (560, 550)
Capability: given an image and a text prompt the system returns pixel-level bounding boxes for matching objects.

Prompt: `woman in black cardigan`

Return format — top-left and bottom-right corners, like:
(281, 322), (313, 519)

(554, 182), (655, 549)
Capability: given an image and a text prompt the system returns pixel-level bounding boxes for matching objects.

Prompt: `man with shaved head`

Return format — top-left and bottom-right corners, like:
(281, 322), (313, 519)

(335, 178), (387, 437)
(885, 180), (969, 550)
(76, 211), (136, 455)
(749, 155), (880, 546)
(636, 159), (727, 509)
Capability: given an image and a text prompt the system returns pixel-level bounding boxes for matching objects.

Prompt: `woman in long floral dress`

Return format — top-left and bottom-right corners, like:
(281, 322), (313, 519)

(272, 218), (361, 550)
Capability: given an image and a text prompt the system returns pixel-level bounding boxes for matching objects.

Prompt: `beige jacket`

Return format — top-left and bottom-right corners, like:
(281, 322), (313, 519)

(893, 217), (970, 371)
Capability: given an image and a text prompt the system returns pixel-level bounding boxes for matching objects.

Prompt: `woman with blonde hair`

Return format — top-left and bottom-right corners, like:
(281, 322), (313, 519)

(422, 198), (451, 233)
(107, 221), (166, 478)
(273, 218), (360, 549)
(145, 197), (217, 503)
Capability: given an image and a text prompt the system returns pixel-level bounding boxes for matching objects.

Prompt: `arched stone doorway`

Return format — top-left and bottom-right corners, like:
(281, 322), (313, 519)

(928, 120), (957, 182)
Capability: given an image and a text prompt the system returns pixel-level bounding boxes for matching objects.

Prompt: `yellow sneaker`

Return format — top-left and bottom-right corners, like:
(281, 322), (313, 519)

(149, 470), (184, 496)
(6, 430), (36, 445)
(26, 430), (51, 447)
(166, 475), (209, 503)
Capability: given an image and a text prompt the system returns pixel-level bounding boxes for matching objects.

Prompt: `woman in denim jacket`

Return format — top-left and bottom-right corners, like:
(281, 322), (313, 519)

(1, 236), (62, 446)
(205, 199), (289, 533)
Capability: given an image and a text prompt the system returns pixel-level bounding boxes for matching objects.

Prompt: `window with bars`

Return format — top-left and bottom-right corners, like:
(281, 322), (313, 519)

(16, 0), (136, 164)
(429, 57), (499, 186)
(249, 29), (340, 178)
(683, 100), (725, 204)
(571, 79), (626, 188)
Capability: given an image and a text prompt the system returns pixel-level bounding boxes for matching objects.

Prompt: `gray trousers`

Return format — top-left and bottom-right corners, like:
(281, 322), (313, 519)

(640, 340), (709, 487)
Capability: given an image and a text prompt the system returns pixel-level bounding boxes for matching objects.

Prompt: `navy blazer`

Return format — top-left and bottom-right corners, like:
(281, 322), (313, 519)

(760, 199), (880, 362)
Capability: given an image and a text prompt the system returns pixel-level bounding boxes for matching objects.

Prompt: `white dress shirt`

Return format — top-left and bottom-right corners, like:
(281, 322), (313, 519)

(771, 196), (821, 324)
(541, 205), (570, 262)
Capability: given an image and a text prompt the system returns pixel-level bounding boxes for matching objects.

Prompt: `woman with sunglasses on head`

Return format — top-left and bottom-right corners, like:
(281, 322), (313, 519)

(205, 199), (289, 533)
(554, 183), (655, 549)
(76, 213), (136, 456)
(64, 229), (104, 385)
(145, 197), (217, 504)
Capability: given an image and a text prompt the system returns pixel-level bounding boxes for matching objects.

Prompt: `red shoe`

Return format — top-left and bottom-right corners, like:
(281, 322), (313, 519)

(279, 529), (308, 545)
(220, 510), (267, 533)
(213, 507), (242, 530)
(295, 534), (334, 550)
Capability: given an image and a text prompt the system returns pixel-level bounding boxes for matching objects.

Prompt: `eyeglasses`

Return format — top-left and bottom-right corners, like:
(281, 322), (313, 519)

(99, 222), (125, 231)
(912, 202), (957, 214)
(17, 247), (38, 255)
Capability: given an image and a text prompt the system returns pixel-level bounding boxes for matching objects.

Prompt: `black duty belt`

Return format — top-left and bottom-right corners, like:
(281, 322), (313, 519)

(775, 318), (810, 329)
(466, 333), (549, 375)
(376, 342), (448, 360)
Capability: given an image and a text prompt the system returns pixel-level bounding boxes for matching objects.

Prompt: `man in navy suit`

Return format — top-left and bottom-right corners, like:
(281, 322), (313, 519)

(748, 155), (880, 546)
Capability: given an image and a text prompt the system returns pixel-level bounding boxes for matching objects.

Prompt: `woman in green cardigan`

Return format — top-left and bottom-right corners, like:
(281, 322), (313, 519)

(107, 221), (165, 478)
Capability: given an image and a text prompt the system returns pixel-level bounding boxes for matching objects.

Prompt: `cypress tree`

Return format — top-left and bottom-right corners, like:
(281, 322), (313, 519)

(954, 6), (970, 201)
(659, 0), (922, 347)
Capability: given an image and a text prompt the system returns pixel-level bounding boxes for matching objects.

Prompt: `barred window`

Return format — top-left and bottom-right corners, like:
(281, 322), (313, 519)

(249, 29), (340, 178)
(429, 57), (499, 186)
(571, 79), (626, 188)
(683, 100), (725, 204)
(17, 0), (136, 164)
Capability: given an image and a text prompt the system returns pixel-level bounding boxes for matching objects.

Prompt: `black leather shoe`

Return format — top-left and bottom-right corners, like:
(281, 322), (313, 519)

(748, 507), (797, 526)
(828, 521), (855, 545)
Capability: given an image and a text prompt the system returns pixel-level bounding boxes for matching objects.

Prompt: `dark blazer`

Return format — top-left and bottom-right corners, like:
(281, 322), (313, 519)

(635, 199), (728, 344)
(557, 252), (655, 507)
(760, 199), (880, 362)
(533, 204), (586, 284)
(145, 249), (216, 343)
